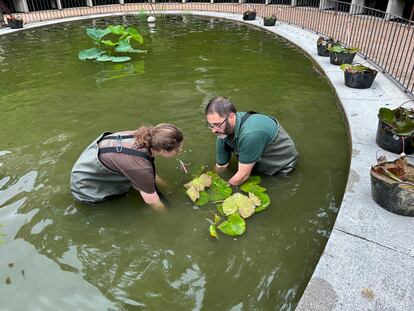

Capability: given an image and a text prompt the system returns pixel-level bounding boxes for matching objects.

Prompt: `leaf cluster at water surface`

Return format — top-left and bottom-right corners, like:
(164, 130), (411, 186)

(79, 25), (146, 63)
(183, 172), (271, 239)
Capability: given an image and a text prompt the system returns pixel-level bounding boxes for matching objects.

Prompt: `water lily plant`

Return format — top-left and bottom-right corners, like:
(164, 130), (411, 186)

(378, 106), (414, 137)
(79, 25), (146, 63)
(327, 45), (359, 54)
(184, 172), (270, 239)
(340, 63), (377, 74)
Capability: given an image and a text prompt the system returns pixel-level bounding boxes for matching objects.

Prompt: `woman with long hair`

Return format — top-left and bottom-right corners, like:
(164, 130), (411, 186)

(70, 123), (184, 210)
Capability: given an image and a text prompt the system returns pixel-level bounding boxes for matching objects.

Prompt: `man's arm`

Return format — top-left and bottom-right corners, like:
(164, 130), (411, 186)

(139, 190), (166, 210)
(228, 162), (255, 186)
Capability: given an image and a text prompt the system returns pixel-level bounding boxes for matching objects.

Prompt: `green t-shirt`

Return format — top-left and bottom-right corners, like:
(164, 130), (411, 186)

(216, 112), (278, 165)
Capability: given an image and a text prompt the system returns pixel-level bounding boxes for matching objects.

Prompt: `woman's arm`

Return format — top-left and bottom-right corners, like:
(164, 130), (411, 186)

(139, 190), (166, 210)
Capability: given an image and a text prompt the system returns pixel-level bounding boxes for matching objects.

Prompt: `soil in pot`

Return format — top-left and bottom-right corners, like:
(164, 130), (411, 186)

(371, 156), (414, 216)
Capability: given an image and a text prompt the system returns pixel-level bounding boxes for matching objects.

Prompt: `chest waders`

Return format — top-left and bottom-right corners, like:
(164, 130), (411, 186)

(70, 133), (155, 203)
(232, 112), (298, 175)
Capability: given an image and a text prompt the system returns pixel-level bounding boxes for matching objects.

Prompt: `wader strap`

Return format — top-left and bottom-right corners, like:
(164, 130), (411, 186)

(99, 147), (152, 161)
(100, 135), (135, 140)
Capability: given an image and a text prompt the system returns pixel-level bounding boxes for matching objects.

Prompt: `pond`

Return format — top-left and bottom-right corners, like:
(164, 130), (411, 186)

(0, 15), (349, 310)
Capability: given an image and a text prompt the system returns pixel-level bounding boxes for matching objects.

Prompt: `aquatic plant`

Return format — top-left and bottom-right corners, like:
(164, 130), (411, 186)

(79, 25), (146, 63)
(184, 172), (270, 239)
(378, 106), (414, 137)
(327, 45), (359, 54)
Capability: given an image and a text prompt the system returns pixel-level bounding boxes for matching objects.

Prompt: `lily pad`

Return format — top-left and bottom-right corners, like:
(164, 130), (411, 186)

(184, 174), (212, 192)
(78, 48), (104, 60)
(222, 193), (255, 218)
(186, 186), (199, 203)
(218, 214), (246, 236)
(195, 191), (209, 206)
(206, 171), (232, 201)
(379, 107), (396, 125)
(254, 192), (270, 212)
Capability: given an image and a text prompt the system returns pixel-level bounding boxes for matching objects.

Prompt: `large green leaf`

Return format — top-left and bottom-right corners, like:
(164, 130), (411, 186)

(115, 40), (146, 53)
(240, 183), (266, 194)
(101, 39), (117, 47)
(96, 54), (113, 62)
(218, 214), (246, 236)
(222, 193), (255, 218)
(195, 191), (209, 206)
(78, 48), (104, 60)
(255, 192), (270, 212)
(378, 107), (396, 125)
(126, 27), (144, 44)
(86, 27), (111, 41)
(206, 171), (232, 201)
(107, 25), (125, 35)
(393, 120), (414, 136)
(110, 56), (131, 63)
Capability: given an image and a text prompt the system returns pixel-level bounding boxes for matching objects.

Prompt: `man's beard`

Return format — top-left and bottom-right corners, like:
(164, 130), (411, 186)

(216, 121), (232, 139)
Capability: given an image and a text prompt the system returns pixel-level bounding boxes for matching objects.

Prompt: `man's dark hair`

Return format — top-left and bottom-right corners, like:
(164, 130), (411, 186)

(205, 96), (237, 117)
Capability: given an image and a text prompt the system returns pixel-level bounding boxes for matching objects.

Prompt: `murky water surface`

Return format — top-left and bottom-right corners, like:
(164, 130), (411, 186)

(0, 15), (349, 310)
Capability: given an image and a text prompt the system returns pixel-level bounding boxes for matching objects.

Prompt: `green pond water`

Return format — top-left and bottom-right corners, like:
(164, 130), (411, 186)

(0, 15), (349, 310)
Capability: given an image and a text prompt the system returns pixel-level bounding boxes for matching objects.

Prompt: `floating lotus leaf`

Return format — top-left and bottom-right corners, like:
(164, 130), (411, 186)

(195, 191), (209, 206)
(206, 171), (232, 201)
(107, 25), (125, 35)
(249, 192), (261, 206)
(78, 48), (104, 60)
(222, 193), (243, 216)
(218, 214), (246, 236)
(186, 186), (199, 203)
(239, 198), (255, 219)
(86, 27), (111, 41)
(115, 40), (147, 54)
(126, 27), (144, 44)
(222, 193), (255, 218)
(184, 173), (212, 191)
(254, 192), (270, 212)
(209, 225), (218, 239)
(101, 39), (117, 47)
(240, 183), (266, 194)
(96, 54), (113, 62)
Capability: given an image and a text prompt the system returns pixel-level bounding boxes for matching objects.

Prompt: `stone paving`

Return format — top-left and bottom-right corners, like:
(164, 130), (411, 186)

(4, 3), (414, 96)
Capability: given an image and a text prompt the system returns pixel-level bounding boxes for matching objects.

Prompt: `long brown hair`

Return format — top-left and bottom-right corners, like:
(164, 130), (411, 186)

(135, 123), (183, 152)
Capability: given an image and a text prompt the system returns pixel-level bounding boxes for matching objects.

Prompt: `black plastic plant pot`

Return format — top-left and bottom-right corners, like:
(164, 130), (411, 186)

(344, 70), (377, 89)
(263, 18), (276, 26)
(329, 51), (356, 65)
(317, 43), (330, 57)
(243, 12), (256, 21)
(375, 120), (414, 154)
(371, 166), (414, 216)
(8, 20), (23, 29)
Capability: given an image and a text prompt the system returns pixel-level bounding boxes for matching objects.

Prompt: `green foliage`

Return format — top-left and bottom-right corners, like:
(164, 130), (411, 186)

(183, 171), (271, 239)
(79, 25), (146, 63)
(379, 107), (414, 137)
(327, 45), (359, 54)
(340, 64), (377, 75)
(217, 214), (246, 236)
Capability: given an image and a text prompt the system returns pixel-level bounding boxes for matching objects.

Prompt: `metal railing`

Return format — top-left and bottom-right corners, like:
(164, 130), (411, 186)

(2, 0), (414, 95)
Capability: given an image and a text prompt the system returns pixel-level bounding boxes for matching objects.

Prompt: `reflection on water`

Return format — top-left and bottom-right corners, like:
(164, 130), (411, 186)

(0, 15), (349, 310)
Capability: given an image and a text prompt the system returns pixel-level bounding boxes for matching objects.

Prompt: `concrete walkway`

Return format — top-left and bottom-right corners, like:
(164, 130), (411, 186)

(1, 12), (414, 310)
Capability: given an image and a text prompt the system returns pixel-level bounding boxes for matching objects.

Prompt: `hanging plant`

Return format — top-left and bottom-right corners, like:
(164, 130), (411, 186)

(184, 172), (271, 239)
(78, 25), (146, 63)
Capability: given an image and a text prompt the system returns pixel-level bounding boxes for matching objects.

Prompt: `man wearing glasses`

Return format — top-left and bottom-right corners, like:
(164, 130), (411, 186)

(205, 96), (298, 187)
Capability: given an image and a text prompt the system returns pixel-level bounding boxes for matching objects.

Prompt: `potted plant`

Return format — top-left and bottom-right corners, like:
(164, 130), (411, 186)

(6, 15), (23, 29)
(317, 36), (338, 57)
(243, 9), (256, 21)
(340, 63), (378, 89)
(376, 102), (414, 154)
(263, 15), (277, 26)
(327, 45), (359, 65)
(371, 155), (414, 216)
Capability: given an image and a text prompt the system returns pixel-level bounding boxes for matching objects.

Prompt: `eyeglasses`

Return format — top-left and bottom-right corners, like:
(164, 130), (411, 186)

(206, 115), (229, 129)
